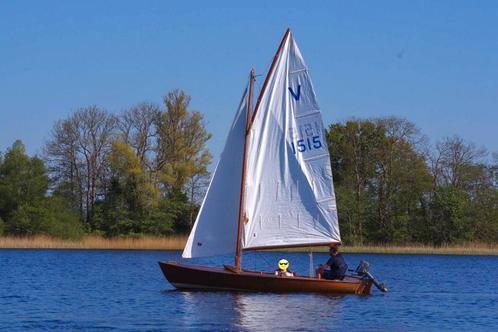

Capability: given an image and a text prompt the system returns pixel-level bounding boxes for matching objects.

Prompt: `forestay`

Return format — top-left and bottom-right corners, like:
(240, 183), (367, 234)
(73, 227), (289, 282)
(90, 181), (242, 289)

(182, 86), (249, 258)
(242, 33), (341, 249)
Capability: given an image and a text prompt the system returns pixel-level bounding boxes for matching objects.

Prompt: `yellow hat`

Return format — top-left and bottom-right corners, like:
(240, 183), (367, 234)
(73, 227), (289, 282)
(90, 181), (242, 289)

(278, 259), (289, 271)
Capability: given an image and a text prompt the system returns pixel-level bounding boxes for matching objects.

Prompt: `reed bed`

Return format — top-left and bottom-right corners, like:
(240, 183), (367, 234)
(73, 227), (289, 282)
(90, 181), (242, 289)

(0, 235), (187, 250)
(319, 243), (498, 256)
(1, 236), (498, 255)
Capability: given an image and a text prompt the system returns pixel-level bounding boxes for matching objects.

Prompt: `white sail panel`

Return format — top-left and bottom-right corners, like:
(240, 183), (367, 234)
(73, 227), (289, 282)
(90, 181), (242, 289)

(182, 87), (248, 258)
(242, 33), (341, 249)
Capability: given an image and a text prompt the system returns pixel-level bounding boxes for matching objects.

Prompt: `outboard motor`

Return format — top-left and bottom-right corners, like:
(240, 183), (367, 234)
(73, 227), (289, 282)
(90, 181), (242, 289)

(355, 260), (388, 293)
(355, 260), (370, 277)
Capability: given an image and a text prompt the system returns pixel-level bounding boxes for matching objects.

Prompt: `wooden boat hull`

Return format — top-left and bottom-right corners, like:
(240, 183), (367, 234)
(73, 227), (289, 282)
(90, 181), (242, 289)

(159, 261), (373, 295)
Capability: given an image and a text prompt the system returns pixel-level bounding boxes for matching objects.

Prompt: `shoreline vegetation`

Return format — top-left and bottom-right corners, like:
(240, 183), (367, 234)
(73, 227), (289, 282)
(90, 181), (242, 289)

(1, 235), (498, 255)
(1, 90), (497, 248)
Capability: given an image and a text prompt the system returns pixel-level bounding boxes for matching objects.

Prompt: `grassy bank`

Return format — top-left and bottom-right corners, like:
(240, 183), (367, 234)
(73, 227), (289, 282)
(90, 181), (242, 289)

(1, 236), (498, 255)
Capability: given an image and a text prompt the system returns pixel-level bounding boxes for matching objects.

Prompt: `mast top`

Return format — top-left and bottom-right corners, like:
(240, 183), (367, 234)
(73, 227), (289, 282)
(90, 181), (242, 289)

(249, 29), (292, 128)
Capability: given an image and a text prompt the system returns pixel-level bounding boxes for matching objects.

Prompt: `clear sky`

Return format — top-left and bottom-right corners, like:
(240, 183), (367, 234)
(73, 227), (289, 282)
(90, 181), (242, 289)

(1, 0), (497, 162)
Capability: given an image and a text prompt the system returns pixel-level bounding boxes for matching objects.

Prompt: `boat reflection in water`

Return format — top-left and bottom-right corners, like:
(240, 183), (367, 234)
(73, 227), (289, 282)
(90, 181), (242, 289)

(233, 293), (343, 331)
(174, 290), (344, 331)
(174, 291), (240, 331)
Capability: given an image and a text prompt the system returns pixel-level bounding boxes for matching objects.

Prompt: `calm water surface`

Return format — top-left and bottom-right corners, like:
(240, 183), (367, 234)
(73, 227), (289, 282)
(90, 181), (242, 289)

(1, 250), (497, 331)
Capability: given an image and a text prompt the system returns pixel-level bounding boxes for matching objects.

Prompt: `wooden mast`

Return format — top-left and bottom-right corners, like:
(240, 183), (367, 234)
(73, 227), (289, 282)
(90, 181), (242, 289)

(234, 69), (254, 271)
(234, 29), (291, 271)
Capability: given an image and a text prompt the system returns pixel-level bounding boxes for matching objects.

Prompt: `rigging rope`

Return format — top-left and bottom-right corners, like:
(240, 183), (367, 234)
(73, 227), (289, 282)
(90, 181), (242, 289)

(254, 250), (275, 271)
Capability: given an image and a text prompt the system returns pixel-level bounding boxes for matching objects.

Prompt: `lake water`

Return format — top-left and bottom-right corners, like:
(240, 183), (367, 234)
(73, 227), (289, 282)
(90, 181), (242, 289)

(1, 250), (497, 331)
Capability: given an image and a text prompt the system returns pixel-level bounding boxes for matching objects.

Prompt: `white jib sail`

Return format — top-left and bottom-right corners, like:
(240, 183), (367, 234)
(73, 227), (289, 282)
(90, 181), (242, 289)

(242, 32), (341, 249)
(182, 86), (249, 258)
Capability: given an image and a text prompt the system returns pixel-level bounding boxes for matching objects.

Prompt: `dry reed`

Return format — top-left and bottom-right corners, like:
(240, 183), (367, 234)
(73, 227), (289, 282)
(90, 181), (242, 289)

(0, 235), (187, 250)
(1, 236), (498, 255)
(322, 243), (498, 256)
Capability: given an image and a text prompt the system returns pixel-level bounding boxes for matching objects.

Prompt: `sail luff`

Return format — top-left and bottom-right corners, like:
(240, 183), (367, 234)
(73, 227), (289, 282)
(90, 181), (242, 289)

(234, 69), (255, 270)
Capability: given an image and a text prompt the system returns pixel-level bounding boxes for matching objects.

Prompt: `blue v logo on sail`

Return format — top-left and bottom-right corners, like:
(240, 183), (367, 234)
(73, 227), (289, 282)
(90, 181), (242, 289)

(288, 85), (301, 101)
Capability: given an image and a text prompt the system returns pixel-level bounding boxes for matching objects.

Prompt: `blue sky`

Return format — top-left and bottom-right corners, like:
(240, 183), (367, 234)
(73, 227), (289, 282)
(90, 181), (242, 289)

(1, 1), (497, 162)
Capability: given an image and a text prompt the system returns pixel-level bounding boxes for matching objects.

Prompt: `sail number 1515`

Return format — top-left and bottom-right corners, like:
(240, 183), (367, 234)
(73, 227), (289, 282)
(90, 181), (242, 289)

(291, 136), (322, 154)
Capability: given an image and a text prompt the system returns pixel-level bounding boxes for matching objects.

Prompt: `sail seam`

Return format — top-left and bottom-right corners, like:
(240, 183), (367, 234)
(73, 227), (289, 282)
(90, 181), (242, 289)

(295, 110), (320, 119)
(316, 197), (336, 205)
(303, 153), (329, 162)
(290, 68), (307, 74)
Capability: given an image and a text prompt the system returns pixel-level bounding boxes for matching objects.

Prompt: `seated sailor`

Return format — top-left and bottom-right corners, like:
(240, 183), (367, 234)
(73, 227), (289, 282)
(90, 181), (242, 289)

(274, 258), (295, 277)
(316, 245), (348, 280)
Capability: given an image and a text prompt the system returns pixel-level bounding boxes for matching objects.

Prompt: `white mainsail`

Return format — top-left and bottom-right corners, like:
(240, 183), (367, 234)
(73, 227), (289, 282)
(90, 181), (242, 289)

(183, 31), (340, 258)
(182, 86), (249, 258)
(242, 32), (341, 249)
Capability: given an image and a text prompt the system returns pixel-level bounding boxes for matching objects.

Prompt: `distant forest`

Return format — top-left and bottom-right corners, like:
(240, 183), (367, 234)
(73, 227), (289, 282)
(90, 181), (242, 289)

(0, 90), (497, 244)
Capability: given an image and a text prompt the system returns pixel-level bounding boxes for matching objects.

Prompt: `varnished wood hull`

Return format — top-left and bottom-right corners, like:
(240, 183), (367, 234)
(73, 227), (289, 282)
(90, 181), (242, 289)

(159, 261), (373, 295)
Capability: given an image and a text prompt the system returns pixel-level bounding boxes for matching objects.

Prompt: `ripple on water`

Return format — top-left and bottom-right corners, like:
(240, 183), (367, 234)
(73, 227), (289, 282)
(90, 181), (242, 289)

(1, 250), (497, 331)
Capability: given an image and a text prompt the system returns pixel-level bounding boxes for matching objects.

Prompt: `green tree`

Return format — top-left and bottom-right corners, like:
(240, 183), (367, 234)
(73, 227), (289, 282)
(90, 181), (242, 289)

(99, 140), (161, 236)
(370, 117), (431, 243)
(327, 118), (431, 244)
(471, 184), (498, 242)
(166, 190), (196, 234)
(45, 197), (84, 239)
(426, 136), (497, 244)
(0, 140), (48, 221)
(156, 90), (212, 196)
(7, 198), (83, 239)
(327, 119), (384, 244)
(8, 204), (52, 235)
(429, 187), (470, 244)
(0, 140), (83, 238)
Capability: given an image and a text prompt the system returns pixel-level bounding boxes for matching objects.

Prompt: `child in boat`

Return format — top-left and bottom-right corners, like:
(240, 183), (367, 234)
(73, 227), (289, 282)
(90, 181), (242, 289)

(316, 245), (348, 280)
(274, 258), (295, 277)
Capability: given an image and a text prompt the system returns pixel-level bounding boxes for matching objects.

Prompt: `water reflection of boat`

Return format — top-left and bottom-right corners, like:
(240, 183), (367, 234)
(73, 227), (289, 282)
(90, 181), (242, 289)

(175, 291), (343, 331)
(159, 29), (380, 295)
(175, 291), (241, 331)
(232, 293), (343, 331)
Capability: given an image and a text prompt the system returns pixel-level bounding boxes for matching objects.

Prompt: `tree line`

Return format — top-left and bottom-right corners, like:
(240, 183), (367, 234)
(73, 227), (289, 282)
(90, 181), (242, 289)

(0, 91), (496, 244)
(0, 90), (211, 239)
(327, 117), (498, 244)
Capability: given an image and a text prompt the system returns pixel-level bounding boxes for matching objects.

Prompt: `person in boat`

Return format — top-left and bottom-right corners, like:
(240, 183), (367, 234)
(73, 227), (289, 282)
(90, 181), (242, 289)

(274, 258), (295, 277)
(316, 245), (348, 280)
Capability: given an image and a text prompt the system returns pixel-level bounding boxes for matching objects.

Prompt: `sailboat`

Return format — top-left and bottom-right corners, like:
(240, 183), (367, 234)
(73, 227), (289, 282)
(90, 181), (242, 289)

(159, 29), (385, 295)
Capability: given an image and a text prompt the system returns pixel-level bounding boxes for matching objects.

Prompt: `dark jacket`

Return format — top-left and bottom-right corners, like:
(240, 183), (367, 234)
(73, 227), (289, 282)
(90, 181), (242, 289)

(325, 253), (348, 280)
